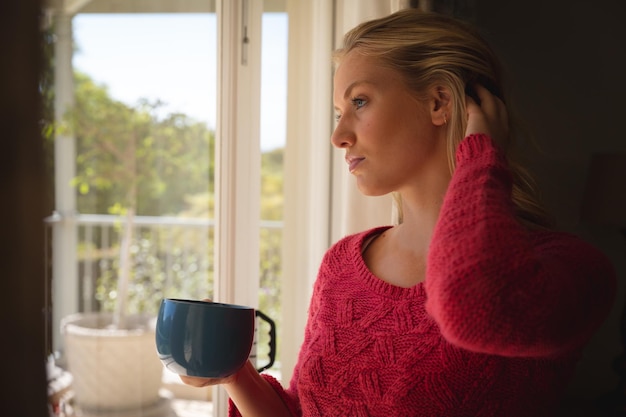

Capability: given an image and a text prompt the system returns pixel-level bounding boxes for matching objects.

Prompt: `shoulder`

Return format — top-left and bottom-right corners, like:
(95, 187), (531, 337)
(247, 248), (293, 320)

(326, 226), (391, 255)
(310, 226), (392, 308)
(318, 226), (391, 274)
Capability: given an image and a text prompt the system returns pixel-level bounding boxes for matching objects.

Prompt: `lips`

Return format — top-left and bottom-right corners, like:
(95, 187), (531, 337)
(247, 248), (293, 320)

(346, 155), (365, 173)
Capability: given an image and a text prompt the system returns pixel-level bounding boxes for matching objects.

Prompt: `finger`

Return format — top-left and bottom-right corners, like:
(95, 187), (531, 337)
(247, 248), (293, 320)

(465, 93), (480, 112)
(180, 373), (236, 387)
(179, 375), (213, 387)
(476, 84), (507, 112)
(472, 83), (488, 98)
(475, 84), (507, 122)
(473, 84), (496, 109)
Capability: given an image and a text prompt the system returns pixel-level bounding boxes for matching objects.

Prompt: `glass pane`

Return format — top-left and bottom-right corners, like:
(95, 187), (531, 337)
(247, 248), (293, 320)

(72, 12), (217, 311)
(258, 10), (288, 381)
(57, 10), (218, 416)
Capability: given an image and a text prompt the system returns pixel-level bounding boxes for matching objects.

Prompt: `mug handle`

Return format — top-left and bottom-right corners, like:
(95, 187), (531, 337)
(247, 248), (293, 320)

(254, 310), (276, 373)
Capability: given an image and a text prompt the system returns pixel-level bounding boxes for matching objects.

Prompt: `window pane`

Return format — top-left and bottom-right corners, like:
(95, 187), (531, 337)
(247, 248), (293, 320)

(57, 10), (217, 416)
(49, 2), (290, 415)
(258, 11), (288, 380)
(72, 13), (217, 307)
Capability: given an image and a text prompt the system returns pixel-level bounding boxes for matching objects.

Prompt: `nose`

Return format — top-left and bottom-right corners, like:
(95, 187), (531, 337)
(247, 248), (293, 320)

(330, 119), (355, 149)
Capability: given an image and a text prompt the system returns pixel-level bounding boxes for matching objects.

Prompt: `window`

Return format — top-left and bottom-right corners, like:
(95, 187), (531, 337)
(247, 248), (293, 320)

(46, 1), (289, 415)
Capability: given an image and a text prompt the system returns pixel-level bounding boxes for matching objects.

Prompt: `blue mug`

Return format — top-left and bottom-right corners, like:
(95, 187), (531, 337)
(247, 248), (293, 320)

(155, 298), (276, 378)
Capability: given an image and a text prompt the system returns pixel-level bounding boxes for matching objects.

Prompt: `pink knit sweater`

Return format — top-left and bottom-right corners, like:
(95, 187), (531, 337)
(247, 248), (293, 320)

(229, 134), (616, 416)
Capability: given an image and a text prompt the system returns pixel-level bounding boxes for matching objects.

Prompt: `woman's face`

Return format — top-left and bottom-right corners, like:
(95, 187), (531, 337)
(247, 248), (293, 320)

(331, 51), (448, 197)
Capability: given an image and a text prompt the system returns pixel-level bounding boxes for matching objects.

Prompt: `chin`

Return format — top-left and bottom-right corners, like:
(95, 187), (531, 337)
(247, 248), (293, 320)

(356, 185), (390, 197)
(355, 177), (394, 197)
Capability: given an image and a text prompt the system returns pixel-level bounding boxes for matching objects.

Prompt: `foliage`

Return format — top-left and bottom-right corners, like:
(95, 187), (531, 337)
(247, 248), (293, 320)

(40, 19), (56, 212)
(94, 224), (214, 315)
(260, 148), (284, 221)
(70, 72), (214, 217)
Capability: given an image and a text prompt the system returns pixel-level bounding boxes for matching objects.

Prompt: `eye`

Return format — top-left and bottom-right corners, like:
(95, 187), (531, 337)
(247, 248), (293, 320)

(351, 97), (367, 109)
(334, 96), (367, 122)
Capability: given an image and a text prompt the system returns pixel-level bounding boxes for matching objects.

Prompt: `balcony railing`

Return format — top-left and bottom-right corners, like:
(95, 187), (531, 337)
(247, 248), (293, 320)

(45, 213), (283, 350)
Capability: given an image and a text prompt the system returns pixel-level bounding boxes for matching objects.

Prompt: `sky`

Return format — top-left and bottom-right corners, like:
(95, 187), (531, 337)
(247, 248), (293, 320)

(72, 13), (288, 151)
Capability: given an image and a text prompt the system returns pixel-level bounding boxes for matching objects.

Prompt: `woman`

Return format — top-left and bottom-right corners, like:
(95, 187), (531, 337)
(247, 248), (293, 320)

(182, 9), (616, 416)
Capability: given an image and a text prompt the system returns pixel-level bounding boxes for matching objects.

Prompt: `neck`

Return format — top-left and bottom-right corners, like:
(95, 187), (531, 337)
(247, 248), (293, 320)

(392, 156), (451, 248)
(395, 207), (439, 249)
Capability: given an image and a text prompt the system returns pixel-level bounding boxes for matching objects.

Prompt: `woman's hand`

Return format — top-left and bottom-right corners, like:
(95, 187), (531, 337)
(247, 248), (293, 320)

(465, 84), (509, 143)
(179, 369), (239, 387)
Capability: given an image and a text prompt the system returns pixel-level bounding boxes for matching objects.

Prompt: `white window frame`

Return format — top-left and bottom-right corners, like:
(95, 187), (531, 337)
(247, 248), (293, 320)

(213, 0), (263, 411)
(214, 0), (262, 312)
(214, 0), (337, 411)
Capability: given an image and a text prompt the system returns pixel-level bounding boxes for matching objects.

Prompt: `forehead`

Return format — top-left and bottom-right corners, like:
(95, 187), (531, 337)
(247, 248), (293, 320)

(333, 51), (403, 99)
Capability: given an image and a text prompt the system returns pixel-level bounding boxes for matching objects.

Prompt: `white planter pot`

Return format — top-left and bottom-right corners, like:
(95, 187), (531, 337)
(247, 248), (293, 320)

(61, 312), (164, 411)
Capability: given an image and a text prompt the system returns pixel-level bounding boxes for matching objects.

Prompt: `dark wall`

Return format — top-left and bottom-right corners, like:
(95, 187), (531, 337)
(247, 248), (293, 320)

(474, 0), (626, 410)
(0, 0), (50, 416)
(473, 0), (626, 226)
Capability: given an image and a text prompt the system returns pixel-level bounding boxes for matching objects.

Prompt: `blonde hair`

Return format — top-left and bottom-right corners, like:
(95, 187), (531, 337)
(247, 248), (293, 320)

(333, 9), (553, 229)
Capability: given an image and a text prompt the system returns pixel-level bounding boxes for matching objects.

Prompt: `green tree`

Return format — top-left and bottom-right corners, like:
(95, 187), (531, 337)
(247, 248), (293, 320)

(71, 72), (214, 217)
(260, 148), (284, 220)
(68, 72), (214, 328)
(259, 148), (284, 366)
(40, 22), (56, 215)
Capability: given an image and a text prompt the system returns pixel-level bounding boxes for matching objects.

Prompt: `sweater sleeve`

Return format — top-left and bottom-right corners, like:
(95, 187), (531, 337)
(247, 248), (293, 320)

(425, 133), (617, 358)
(228, 373), (301, 417)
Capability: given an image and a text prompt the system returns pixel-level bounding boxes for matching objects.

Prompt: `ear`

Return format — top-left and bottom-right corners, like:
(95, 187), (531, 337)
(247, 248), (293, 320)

(428, 85), (452, 127)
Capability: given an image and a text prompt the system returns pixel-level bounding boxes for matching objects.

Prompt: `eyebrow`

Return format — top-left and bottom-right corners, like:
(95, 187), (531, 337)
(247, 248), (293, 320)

(343, 80), (373, 100)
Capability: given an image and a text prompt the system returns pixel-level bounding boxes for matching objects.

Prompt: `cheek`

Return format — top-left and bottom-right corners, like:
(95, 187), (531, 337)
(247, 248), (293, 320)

(361, 111), (398, 139)
(354, 118), (381, 145)
(387, 126), (441, 171)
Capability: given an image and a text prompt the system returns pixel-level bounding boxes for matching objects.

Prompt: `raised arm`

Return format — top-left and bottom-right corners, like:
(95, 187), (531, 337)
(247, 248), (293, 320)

(425, 86), (616, 357)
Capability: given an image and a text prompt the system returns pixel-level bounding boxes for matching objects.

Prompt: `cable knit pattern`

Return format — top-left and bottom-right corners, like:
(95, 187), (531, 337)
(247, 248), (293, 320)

(229, 133), (616, 417)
